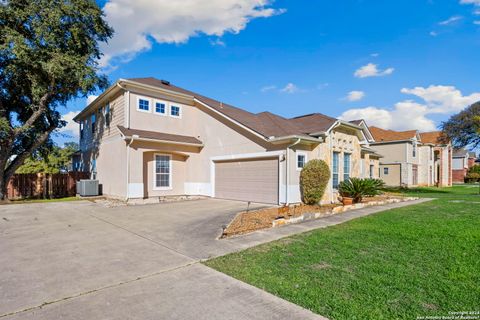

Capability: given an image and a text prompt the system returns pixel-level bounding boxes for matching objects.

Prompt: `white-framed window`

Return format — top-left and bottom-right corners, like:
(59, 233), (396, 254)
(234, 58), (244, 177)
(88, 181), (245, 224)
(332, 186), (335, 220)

(104, 103), (111, 127)
(154, 100), (167, 115)
(343, 153), (351, 181)
(296, 152), (307, 170)
(170, 104), (181, 118)
(154, 154), (172, 190)
(137, 97), (150, 112)
(332, 152), (340, 189)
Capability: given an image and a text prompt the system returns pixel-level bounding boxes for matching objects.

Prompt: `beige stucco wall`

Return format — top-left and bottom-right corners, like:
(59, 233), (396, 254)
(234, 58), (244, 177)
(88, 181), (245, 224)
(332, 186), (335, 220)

(418, 145), (434, 186)
(380, 164), (401, 186)
(371, 142), (407, 164)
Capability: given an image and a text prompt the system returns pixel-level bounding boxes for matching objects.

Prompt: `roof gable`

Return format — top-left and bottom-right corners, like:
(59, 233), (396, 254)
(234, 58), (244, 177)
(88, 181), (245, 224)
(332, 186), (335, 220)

(370, 126), (418, 142)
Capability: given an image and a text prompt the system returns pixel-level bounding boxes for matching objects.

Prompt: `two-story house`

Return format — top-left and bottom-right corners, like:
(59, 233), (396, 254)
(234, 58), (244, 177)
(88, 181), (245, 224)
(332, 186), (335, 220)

(369, 127), (452, 187)
(73, 77), (379, 205)
(452, 148), (477, 183)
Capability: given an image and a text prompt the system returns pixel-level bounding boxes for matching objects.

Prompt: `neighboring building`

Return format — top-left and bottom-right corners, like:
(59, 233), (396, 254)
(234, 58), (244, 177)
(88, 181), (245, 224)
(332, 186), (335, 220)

(73, 77), (379, 205)
(420, 131), (452, 187)
(369, 127), (452, 187)
(452, 148), (477, 183)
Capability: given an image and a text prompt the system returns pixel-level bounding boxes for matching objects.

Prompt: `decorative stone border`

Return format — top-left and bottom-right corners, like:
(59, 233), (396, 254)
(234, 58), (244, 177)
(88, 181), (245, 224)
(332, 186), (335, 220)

(272, 197), (419, 228)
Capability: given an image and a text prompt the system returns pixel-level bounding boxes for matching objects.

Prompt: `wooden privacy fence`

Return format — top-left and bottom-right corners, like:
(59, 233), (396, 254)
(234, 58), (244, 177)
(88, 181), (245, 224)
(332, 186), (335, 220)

(7, 172), (90, 200)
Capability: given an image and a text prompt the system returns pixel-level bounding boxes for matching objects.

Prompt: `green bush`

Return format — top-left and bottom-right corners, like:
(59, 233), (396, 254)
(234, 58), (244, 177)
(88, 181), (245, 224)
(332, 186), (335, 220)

(300, 159), (330, 205)
(338, 178), (385, 203)
(465, 172), (480, 183)
(468, 165), (480, 175)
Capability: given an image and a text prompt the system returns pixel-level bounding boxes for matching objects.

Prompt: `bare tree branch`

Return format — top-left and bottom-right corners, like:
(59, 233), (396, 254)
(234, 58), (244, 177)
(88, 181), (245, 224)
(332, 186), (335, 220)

(5, 123), (57, 181)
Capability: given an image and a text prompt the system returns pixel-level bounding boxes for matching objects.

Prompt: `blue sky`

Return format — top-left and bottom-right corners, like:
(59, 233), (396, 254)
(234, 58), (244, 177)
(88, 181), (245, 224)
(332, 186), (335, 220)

(59, 0), (480, 145)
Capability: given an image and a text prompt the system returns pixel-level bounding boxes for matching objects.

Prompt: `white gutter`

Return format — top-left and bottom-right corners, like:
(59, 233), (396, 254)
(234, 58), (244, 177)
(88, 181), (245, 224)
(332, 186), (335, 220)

(285, 138), (301, 205)
(268, 135), (323, 144)
(125, 134), (139, 200)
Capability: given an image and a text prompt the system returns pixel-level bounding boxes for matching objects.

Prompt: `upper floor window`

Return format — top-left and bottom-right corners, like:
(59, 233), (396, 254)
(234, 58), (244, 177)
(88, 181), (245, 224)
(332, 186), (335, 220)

(80, 121), (84, 139)
(296, 152), (307, 170)
(343, 153), (351, 181)
(412, 143), (417, 158)
(104, 103), (111, 127)
(91, 114), (96, 134)
(155, 101), (166, 115)
(138, 98), (150, 112)
(170, 105), (181, 117)
(332, 152), (340, 189)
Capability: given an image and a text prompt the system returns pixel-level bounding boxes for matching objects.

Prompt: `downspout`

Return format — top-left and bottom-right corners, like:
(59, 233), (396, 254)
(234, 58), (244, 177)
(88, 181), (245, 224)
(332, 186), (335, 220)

(285, 138), (301, 205)
(125, 134), (139, 200)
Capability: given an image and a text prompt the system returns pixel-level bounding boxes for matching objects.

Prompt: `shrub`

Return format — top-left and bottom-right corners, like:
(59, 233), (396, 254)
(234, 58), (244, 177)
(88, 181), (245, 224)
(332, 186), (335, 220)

(300, 159), (330, 205)
(465, 172), (480, 183)
(468, 165), (480, 175)
(338, 178), (385, 203)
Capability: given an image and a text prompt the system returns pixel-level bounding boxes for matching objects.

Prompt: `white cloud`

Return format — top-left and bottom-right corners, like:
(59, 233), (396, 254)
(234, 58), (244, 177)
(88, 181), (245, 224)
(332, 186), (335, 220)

(209, 38), (226, 46)
(400, 85), (480, 114)
(339, 85), (480, 131)
(59, 111), (81, 138)
(438, 15), (463, 25)
(430, 31), (438, 36)
(280, 83), (299, 94)
(344, 90), (365, 102)
(370, 53), (379, 57)
(260, 85), (276, 92)
(354, 63), (395, 78)
(100, 0), (285, 67)
(474, 20), (480, 24)
(460, 0), (480, 5)
(474, 9), (480, 14)
(87, 95), (98, 106)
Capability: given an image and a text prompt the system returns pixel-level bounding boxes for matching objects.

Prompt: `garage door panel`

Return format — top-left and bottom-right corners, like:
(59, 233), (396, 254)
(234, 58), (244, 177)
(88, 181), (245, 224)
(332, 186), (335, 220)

(215, 158), (279, 204)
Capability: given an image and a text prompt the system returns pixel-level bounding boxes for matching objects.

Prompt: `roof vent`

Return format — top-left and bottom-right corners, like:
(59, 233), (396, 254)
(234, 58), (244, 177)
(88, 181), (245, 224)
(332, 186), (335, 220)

(161, 79), (170, 85)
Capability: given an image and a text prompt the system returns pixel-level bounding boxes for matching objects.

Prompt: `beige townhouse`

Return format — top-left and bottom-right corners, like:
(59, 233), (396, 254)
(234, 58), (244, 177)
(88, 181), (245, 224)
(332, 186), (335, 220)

(369, 127), (452, 187)
(73, 77), (380, 205)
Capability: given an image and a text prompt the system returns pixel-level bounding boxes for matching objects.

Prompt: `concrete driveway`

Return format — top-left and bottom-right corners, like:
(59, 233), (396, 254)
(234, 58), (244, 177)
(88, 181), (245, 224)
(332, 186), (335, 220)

(0, 199), (322, 320)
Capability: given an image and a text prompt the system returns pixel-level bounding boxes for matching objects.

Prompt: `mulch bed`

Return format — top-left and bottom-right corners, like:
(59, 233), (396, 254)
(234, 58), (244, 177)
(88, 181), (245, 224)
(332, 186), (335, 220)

(222, 194), (405, 238)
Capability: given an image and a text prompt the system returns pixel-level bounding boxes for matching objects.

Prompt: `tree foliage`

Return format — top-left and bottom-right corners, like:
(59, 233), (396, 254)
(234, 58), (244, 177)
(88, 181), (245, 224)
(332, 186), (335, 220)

(16, 142), (78, 174)
(440, 102), (480, 149)
(300, 159), (330, 205)
(0, 0), (113, 199)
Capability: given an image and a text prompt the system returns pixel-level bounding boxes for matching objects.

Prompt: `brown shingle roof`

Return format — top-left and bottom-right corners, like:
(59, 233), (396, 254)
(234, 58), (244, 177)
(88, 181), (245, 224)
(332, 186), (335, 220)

(419, 131), (445, 145)
(370, 126), (417, 142)
(118, 126), (203, 145)
(289, 113), (337, 134)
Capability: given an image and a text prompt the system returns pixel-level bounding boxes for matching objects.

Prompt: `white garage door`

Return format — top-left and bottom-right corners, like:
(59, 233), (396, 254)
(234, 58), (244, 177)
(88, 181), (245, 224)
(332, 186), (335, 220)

(215, 157), (279, 204)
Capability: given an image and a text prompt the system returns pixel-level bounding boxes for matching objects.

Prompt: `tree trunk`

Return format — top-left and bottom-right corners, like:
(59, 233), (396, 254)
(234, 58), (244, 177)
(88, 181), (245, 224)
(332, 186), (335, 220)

(0, 173), (9, 203)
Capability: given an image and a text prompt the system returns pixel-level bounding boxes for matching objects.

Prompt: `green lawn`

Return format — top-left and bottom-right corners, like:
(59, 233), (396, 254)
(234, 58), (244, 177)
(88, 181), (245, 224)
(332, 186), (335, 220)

(205, 185), (480, 319)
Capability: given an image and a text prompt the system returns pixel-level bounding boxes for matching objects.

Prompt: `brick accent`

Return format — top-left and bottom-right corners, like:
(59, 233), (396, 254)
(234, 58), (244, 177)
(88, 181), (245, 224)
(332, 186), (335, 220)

(452, 169), (467, 183)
